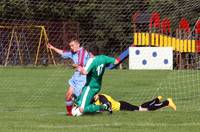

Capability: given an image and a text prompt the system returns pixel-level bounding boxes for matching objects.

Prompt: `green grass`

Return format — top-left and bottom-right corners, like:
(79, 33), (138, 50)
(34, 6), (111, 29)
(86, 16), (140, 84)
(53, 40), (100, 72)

(0, 67), (200, 132)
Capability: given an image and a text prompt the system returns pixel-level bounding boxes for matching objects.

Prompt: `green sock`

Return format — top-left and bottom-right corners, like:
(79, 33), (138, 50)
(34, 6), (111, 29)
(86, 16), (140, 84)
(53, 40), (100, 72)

(84, 104), (106, 113)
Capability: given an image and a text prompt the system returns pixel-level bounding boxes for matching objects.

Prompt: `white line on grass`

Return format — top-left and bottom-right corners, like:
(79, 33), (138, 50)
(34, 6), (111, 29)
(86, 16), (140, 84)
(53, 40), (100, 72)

(38, 122), (200, 129)
(38, 123), (122, 128)
(39, 112), (66, 116)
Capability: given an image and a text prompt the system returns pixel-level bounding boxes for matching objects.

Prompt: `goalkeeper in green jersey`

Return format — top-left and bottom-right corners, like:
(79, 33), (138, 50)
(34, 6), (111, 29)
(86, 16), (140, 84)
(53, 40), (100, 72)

(72, 47), (120, 116)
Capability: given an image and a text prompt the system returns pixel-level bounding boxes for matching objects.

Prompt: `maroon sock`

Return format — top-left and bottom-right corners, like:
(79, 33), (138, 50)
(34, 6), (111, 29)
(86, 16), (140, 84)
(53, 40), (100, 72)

(66, 105), (72, 116)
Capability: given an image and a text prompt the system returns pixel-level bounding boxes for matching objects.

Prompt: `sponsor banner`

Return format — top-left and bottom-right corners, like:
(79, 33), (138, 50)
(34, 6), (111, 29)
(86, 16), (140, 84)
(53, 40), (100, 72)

(129, 47), (173, 70)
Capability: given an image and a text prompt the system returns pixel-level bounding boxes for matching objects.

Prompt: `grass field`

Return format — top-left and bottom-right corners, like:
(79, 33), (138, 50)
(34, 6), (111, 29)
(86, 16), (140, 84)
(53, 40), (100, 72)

(0, 67), (200, 132)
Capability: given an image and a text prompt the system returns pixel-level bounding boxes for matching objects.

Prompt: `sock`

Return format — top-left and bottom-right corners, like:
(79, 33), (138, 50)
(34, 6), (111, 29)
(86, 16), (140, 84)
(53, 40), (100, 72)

(141, 98), (157, 108)
(147, 100), (169, 111)
(66, 100), (73, 115)
(84, 104), (106, 113)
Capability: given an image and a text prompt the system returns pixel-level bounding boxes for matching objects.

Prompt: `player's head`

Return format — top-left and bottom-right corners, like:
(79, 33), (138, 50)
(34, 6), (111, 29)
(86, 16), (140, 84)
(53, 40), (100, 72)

(68, 38), (80, 52)
(88, 44), (100, 56)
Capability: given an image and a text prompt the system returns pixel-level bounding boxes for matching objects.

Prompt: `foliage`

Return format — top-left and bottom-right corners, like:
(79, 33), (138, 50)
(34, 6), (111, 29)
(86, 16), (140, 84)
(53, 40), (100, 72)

(0, 0), (199, 54)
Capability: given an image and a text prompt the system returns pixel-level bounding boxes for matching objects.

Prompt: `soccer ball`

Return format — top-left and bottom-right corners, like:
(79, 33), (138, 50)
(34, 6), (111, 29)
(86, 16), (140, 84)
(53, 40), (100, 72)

(71, 106), (83, 117)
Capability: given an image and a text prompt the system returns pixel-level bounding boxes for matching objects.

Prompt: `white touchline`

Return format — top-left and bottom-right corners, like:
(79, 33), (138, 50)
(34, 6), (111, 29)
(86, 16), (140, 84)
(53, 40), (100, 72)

(38, 122), (200, 129)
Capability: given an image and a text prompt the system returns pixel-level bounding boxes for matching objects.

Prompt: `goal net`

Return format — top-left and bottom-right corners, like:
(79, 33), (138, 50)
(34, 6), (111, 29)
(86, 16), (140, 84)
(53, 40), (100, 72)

(0, 0), (200, 112)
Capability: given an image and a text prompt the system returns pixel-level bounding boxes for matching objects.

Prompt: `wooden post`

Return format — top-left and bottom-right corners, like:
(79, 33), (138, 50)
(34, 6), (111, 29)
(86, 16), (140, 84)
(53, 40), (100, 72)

(5, 28), (15, 66)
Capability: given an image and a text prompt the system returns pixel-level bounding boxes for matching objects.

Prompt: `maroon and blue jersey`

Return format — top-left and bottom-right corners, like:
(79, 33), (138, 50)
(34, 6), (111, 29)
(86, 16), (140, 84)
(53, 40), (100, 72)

(61, 47), (90, 97)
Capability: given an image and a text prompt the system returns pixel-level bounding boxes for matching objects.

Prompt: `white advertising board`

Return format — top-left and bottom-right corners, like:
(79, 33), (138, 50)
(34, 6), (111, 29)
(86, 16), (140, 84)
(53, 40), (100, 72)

(129, 47), (173, 70)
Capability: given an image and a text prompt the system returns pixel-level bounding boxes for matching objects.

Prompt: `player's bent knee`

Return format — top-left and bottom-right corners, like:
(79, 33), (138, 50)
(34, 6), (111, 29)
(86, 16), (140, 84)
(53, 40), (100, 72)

(66, 91), (73, 100)
(66, 95), (72, 100)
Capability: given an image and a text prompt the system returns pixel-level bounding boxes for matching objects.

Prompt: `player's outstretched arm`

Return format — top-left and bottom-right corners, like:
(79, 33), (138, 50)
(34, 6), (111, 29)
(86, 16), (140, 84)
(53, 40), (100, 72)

(48, 43), (63, 55)
(115, 57), (120, 65)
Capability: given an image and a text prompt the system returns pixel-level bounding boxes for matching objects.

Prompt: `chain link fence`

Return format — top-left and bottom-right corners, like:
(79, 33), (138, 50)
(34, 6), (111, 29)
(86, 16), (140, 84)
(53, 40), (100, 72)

(0, 0), (199, 67)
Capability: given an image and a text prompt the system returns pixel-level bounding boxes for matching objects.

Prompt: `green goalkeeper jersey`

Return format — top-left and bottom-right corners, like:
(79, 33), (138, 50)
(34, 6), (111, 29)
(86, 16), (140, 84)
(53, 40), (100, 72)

(84, 55), (115, 89)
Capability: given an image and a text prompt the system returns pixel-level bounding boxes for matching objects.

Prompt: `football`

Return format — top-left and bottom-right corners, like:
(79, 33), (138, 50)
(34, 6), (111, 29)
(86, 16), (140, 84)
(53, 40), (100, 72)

(71, 106), (83, 117)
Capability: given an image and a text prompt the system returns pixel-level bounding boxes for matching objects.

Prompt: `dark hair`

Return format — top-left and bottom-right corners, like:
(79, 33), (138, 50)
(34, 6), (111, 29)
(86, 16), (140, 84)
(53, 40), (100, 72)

(68, 38), (80, 45)
(88, 44), (100, 56)
(70, 37), (79, 41)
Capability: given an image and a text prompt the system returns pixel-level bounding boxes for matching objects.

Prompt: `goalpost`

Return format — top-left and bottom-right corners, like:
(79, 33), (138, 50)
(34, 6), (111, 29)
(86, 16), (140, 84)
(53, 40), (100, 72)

(0, 25), (56, 66)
